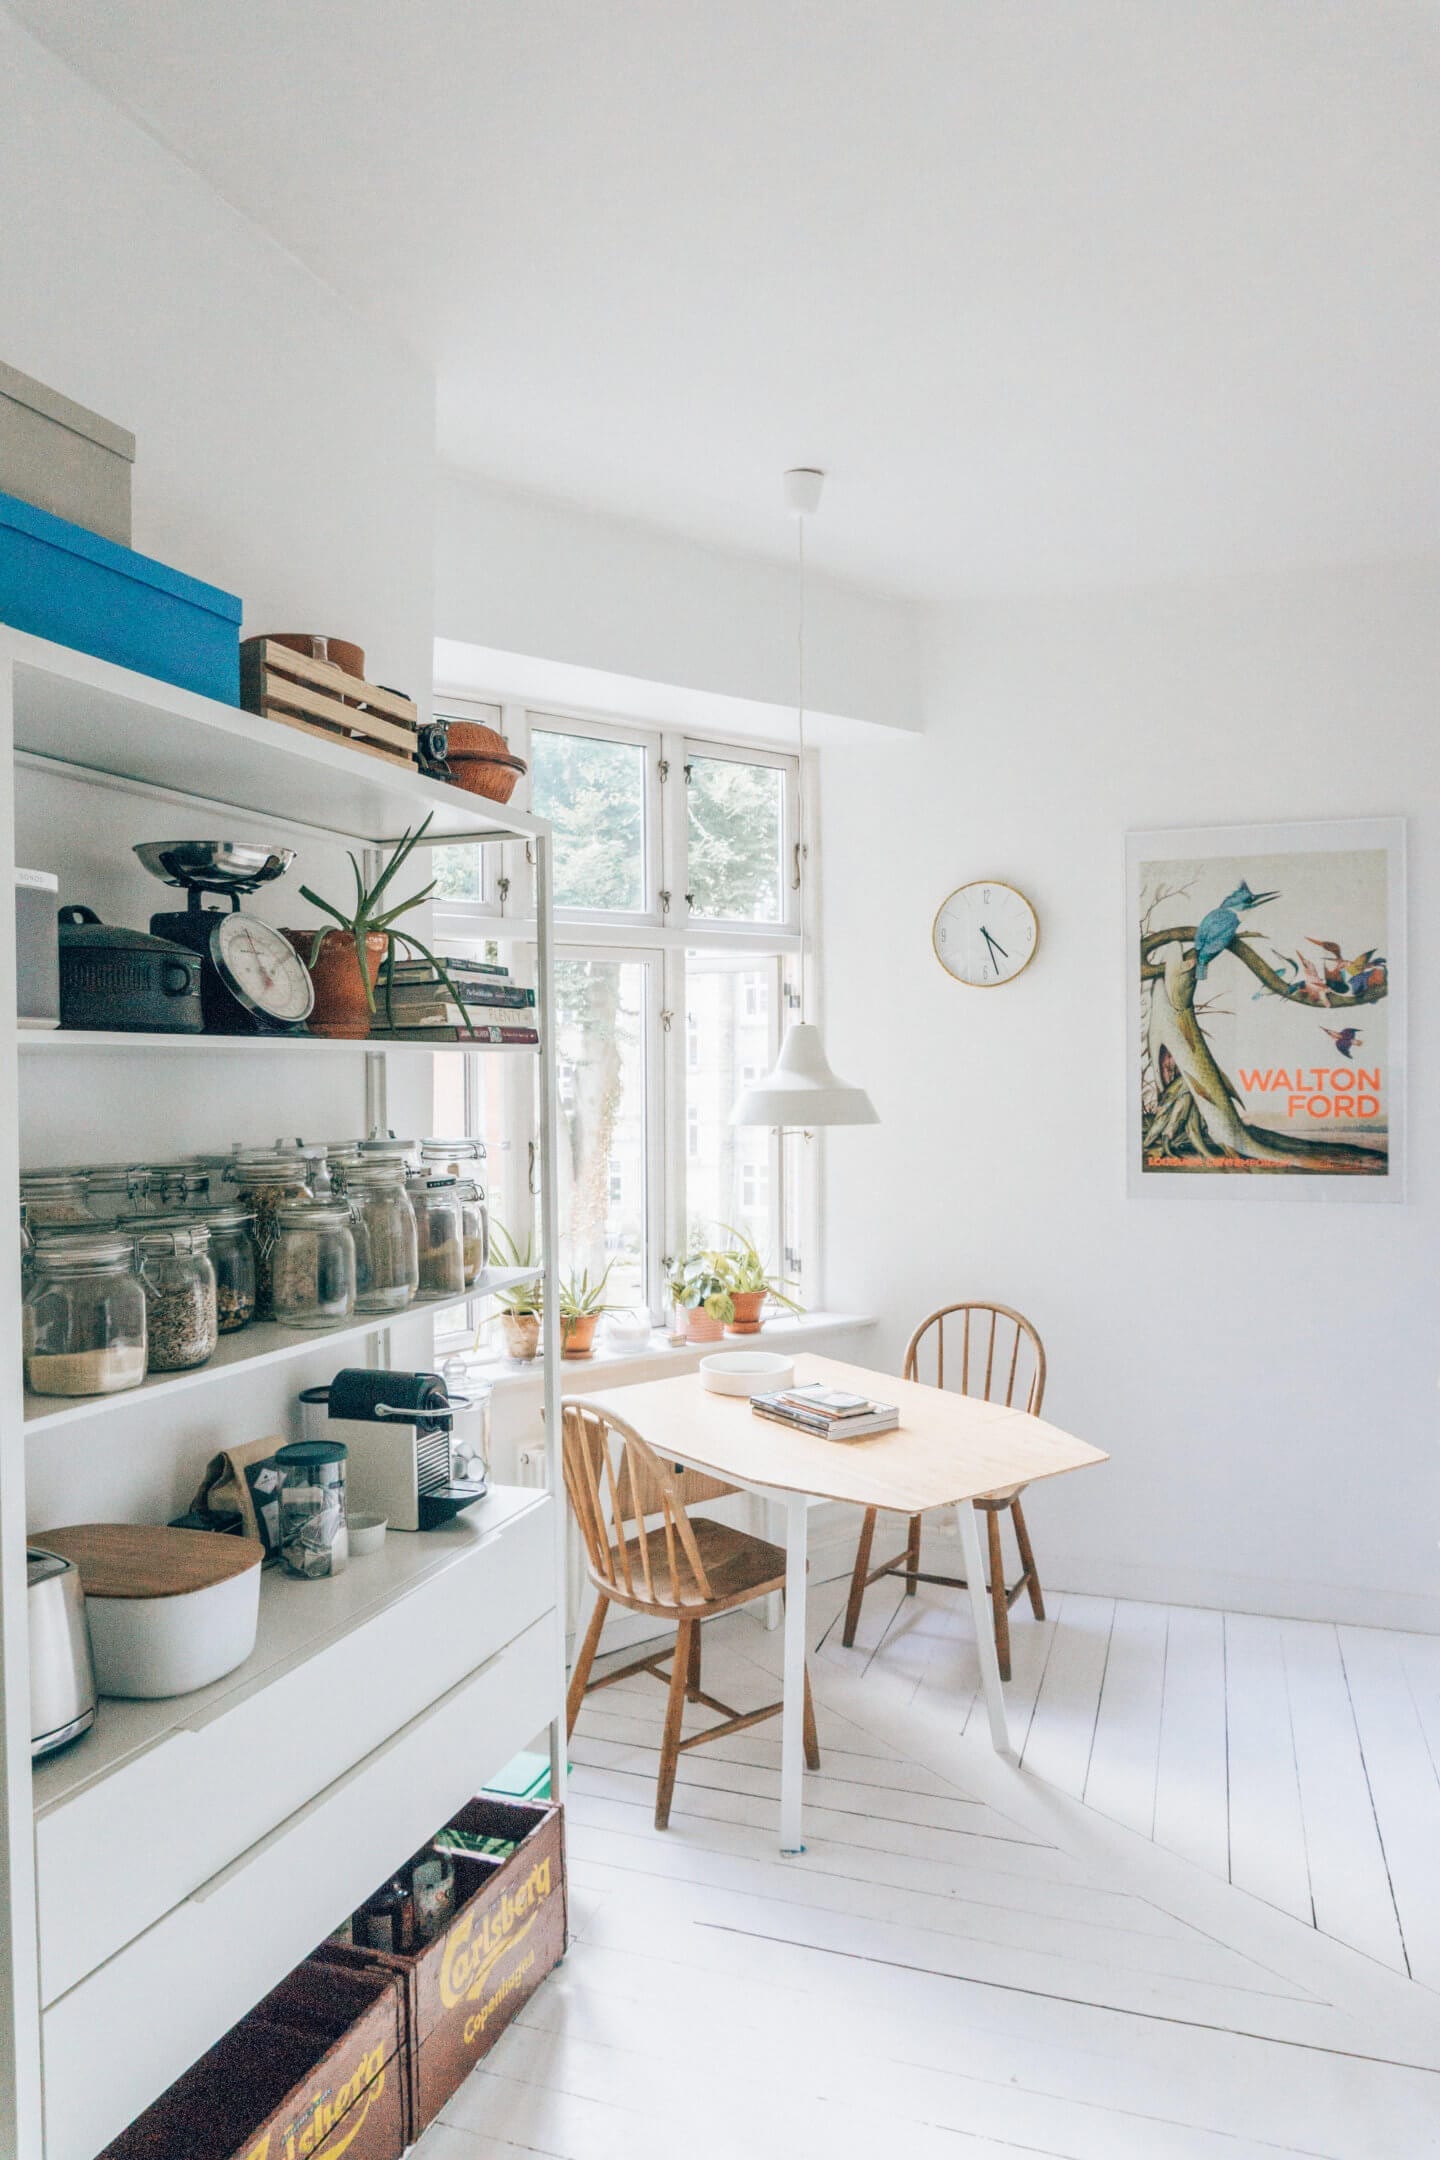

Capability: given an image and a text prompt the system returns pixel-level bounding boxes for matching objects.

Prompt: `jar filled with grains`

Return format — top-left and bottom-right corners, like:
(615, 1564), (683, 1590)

(224, 1151), (313, 1318)
(24, 1228), (148, 1396)
(452, 1178), (488, 1286)
(84, 1165), (156, 1222)
(136, 1222), (218, 1372)
(406, 1172), (466, 1301)
(271, 1198), (356, 1328)
(19, 1170), (93, 1228)
(345, 1161), (419, 1313)
(190, 1203), (258, 1332)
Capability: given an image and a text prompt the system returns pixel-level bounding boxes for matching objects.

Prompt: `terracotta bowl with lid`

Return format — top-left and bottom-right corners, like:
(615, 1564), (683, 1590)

(439, 722), (529, 805)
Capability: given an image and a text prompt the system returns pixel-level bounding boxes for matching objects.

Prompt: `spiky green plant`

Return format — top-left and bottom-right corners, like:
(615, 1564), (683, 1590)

(299, 813), (476, 1029)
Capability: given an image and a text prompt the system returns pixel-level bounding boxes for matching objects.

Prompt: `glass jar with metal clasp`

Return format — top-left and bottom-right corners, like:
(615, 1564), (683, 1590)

(135, 1220), (218, 1372)
(187, 1201), (258, 1332)
(83, 1164), (157, 1223)
(19, 1169), (93, 1229)
(223, 1150), (313, 1319)
(405, 1171), (466, 1301)
(345, 1158), (419, 1313)
(270, 1198), (356, 1328)
(23, 1227), (148, 1396)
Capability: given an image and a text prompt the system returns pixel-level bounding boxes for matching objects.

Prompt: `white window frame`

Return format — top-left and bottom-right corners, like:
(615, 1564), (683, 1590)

(429, 689), (821, 1321)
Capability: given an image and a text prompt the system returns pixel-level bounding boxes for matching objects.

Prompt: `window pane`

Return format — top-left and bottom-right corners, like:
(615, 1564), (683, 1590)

(431, 846), (483, 903)
(531, 728), (646, 912)
(554, 956), (649, 1311)
(684, 953), (780, 1268)
(686, 755), (785, 922)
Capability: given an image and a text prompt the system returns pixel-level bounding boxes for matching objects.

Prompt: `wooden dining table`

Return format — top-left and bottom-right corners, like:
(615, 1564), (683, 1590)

(582, 1352), (1106, 1852)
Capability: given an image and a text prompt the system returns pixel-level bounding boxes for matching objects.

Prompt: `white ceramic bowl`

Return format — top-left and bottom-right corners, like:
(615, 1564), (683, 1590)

(699, 1351), (796, 1398)
(348, 1512), (388, 1555)
(86, 1565), (260, 1699)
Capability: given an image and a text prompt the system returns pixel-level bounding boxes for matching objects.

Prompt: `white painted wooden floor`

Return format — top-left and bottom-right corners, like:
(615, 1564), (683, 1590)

(416, 1573), (1440, 2160)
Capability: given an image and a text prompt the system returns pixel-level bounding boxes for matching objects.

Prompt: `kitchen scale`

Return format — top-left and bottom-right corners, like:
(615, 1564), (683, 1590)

(135, 841), (315, 1035)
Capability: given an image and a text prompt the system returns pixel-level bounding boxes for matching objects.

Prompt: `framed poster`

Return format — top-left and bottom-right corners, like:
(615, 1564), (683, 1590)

(1126, 819), (1404, 1201)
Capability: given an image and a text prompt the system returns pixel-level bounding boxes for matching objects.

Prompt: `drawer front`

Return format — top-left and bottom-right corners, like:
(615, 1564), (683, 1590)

(42, 1606), (559, 2160)
(37, 1495), (554, 2005)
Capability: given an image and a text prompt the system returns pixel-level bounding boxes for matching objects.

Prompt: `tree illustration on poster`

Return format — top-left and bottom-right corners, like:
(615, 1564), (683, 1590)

(1127, 821), (1404, 1193)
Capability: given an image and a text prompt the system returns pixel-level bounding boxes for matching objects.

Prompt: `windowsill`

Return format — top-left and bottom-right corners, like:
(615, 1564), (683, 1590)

(449, 1309), (878, 1402)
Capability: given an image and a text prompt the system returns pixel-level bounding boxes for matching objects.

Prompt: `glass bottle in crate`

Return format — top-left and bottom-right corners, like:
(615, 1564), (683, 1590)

(345, 1160), (419, 1312)
(24, 1229), (148, 1396)
(270, 1198), (355, 1328)
(274, 1438), (348, 1578)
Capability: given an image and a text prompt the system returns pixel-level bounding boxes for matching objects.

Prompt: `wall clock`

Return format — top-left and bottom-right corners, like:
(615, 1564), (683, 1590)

(933, 880), (1039, 987)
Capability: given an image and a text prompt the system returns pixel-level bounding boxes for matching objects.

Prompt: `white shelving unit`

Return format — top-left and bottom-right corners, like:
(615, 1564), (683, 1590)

(0, 626), (566, 2160)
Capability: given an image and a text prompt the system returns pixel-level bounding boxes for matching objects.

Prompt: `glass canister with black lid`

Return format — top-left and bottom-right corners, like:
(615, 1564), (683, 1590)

(275, 1438), (348, 1578)
(24, 1227), (148, 1395)
(406, 1171), (466, 1300)
(224, 1150), (313, 1318)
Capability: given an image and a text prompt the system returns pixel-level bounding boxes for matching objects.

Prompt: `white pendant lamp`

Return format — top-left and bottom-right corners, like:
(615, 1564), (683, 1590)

(731, 468), (878, 1130)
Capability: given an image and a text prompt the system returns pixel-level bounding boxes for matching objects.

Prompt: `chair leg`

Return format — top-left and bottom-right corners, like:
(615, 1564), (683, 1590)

(566, 1591), (608, 1737)
(687, 1618), (703, 1699)
(985, 1507), (1012, 1683)
(802, 1662), (821, 1771)
(842, 1507), (879, 1647)
(905, 1513), (922, 1595)
(656, 1619), (694, 1830)
(1011, 1496), (1044, 1619)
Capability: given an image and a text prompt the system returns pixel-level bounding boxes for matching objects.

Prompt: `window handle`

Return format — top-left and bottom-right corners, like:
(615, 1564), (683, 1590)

(528, 1141), (539, 1196)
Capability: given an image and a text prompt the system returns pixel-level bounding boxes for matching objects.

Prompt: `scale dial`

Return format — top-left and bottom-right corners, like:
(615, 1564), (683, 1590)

(933, 880), (1039, 987)
(210, 915), (314, 1025)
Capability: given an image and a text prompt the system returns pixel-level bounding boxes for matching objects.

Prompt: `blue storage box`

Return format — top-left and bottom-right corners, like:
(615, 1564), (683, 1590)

(0, 488), (241, 703)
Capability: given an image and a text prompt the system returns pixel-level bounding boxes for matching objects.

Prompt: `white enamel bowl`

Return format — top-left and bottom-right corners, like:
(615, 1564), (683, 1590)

(699, 1351), (795, 1398)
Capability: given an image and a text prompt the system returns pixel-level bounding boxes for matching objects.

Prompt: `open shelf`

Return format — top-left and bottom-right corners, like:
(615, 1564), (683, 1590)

(5, 628), (545, 847)
(17, 1029), (538, 1056)
(22, 1267), (543, 1430)
(31, 1485), (544, 1817)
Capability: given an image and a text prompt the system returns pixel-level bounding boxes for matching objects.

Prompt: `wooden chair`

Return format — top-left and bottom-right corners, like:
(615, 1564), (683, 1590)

(842, 1302), (1047, 1681)
(562, 1398), (820, 1827)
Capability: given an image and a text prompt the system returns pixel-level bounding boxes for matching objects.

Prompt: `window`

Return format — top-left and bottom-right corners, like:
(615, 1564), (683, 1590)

(430, 698), (813, 1325)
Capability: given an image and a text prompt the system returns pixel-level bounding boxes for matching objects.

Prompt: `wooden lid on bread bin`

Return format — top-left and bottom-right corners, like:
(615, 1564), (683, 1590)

(36, 1524), (263, 1598)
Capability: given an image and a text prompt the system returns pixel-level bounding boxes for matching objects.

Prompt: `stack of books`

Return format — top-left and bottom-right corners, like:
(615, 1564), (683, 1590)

(750, 1381), (899, 1440)
(372, 956), (540, 1045)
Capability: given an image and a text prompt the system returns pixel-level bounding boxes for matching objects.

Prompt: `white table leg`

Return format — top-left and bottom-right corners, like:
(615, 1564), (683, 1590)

(763, 1496), (784, 1630)
(956, 1500), (1012, 1756)
(780, 1491), (809, 1854)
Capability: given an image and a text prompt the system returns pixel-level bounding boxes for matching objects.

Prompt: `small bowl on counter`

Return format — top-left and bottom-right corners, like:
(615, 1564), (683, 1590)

(699, 1351), (796, 1398)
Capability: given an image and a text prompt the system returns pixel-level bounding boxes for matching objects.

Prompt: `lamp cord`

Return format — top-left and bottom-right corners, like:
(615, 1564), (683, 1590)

(795, 509), (808, 1022)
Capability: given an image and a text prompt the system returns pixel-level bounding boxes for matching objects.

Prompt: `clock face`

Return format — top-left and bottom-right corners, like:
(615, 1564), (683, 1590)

(933, 881), (1039, 987)
(211, 913), (315, 1023)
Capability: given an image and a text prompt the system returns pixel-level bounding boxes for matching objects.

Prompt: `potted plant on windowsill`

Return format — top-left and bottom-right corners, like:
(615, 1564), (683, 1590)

(558, 1264), (617, 1359)
(285, 812), (479, 1039)
(715, 1227), (804, 1335)
(668, 1255), (733, 1344)
(488, 1223), (542, 1361)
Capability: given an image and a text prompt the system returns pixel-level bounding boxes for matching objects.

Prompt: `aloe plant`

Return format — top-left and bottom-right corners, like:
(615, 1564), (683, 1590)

(558, 1263), (617, 1321)
(713, 1226), (804, 1313)
(487, 1223), (543, 1315)
(299, 812), (476, 1028)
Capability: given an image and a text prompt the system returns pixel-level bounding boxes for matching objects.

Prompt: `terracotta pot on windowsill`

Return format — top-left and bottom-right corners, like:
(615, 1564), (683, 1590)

(684, 1306), (725, 1344)
(725, 1291), (767, 1335)
(561, 1312), (600, 1359)
(284, 927), (388, 1039)
(500, 1311), (540, 1361)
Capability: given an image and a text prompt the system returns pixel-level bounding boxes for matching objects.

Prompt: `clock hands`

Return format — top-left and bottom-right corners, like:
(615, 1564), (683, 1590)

(980, 925), (1009, 967)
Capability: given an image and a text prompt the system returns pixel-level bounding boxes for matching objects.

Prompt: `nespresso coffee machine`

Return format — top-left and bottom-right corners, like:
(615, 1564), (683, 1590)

(323, 1368), (488, 1531)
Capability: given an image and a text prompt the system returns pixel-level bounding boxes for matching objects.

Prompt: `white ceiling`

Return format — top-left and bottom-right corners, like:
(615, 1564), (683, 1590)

(13, 0), (1438, 596)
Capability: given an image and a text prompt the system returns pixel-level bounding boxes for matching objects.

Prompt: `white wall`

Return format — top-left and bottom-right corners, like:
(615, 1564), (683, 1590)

(820, 560), (1440, 1632)
(436, 466), (921, 734)
(0, 9), (436, 706)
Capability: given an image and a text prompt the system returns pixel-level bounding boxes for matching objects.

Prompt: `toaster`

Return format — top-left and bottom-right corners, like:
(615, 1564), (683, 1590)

(28, 1548), (96, 1757)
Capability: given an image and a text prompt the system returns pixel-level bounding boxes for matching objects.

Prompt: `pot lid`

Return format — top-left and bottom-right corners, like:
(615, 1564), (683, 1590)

(35, 1524), (263, 1598)
(57, 906), (197, 959)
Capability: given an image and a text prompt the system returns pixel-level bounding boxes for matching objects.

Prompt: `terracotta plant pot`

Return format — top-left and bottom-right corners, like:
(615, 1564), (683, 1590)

(725, 1291), (767, 1335)
(285, 927), (389, 1039)
(684, 1306), (726, 1344)
(500, 1311), (541, 1361)
(561, 1312), (600, 1359)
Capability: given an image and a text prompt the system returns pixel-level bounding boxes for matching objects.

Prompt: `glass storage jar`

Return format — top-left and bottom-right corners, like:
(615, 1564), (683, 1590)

(271, 1198), (355, 1328)
(406, 1172), (466, 1301)
(149, 1162), (215, 1212)
(136, 1221), (218, 1372)
(420, 1136), (485, 1177)
(19, 1169), (93, 1228)
(24, 1229), (147, 1396)
(191, 1202), (258, 1332)
(224, 1150), (313, 1318)
(345, 1161), (419, 1312)
(453, 1177), (489, 1286)
(84, 1164), (156, 1222)
(274, 1438), (348, 1578)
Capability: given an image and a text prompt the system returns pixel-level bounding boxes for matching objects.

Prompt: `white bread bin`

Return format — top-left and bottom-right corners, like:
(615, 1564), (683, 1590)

(37, 1524), (263, 1698)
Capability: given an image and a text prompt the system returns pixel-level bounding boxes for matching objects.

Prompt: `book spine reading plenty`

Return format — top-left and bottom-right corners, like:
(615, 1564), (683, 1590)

(371, 1024), (540, 1044)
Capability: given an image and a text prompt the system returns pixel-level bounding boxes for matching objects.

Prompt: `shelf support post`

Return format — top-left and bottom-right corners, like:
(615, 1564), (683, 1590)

(533, 823), (566, 1806)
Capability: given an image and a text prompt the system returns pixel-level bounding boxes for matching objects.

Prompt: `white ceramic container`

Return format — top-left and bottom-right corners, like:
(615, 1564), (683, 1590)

(699, 1350), (796, 1398)
(348, 1512), (388, 1555)
(38, 1525), (262, 1699)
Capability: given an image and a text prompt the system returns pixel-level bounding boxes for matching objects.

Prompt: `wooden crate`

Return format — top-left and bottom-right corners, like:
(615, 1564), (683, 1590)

(240, 638), (418, 769)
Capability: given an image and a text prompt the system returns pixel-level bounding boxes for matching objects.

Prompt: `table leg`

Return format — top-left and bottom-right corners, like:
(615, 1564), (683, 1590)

(780, 1491), (809, 1854)
(956, 1500), (1012, 1756)
(764, 1496), (784, 1630)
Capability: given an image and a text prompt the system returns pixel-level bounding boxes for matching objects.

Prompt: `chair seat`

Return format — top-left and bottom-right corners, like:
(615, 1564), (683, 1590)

(607, 1518), (788, 1612)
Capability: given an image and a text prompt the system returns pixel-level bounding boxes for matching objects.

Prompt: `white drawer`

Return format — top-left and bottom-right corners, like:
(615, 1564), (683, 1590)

(42, 1604), (559, 2160)
(37, 1491), (554, 2006)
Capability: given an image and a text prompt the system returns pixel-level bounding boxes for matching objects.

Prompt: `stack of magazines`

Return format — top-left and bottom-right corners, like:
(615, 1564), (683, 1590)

(751, 1381), (899, 1439)
(372, 955), (540, 1045)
